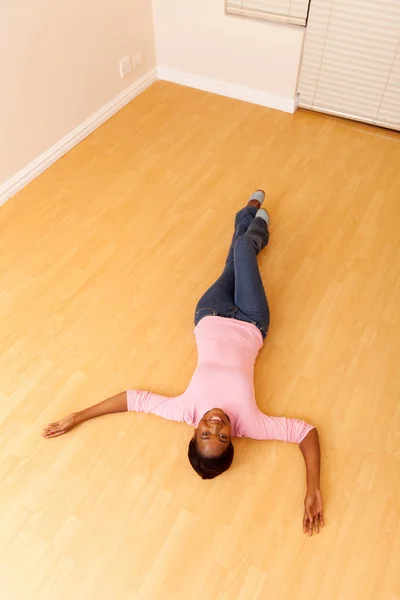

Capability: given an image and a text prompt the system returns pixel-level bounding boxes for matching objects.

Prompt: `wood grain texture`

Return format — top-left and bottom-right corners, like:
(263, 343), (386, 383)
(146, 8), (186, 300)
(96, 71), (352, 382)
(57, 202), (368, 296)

(1, 81), (399, 600)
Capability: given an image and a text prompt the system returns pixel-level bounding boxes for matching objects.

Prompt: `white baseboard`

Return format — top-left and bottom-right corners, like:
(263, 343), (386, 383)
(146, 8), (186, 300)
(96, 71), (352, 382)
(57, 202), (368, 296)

(1, 66), (295, 206)
(157, 67), (296, 114)
(0, 68), (157, 206)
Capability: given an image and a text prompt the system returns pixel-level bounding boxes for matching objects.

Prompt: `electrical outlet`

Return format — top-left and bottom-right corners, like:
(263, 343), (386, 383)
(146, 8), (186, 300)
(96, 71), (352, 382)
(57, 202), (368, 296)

(119, 56), (131, 79)
(132, 53), (143, 68)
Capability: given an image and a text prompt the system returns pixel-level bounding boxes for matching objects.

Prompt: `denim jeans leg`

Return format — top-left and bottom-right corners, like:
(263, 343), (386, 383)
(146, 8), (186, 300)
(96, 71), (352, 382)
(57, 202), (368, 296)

(194, 206), (257, 324)
(233, 217), (270, 333)
(224, 206), (258, 269)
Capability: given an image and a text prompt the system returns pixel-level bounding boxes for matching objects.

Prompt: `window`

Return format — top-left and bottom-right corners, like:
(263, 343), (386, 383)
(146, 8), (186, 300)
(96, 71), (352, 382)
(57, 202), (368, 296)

(298, 0), (400, 130)
(225, 0), (311, 27)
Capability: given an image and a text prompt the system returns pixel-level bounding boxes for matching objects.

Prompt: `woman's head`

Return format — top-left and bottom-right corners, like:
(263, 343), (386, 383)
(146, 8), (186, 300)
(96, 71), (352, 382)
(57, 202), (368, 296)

(188, 408), (234, 479)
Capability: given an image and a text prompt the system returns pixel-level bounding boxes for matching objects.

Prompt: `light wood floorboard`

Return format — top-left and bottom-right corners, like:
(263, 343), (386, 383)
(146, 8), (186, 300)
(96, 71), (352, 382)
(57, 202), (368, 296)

(1, 81), (400, 600)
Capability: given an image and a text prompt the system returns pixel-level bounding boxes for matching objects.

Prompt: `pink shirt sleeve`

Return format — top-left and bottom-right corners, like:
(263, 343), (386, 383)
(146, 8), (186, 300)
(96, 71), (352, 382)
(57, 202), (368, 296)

(241, 410), (315, 443)
(126, 389), (187, 423)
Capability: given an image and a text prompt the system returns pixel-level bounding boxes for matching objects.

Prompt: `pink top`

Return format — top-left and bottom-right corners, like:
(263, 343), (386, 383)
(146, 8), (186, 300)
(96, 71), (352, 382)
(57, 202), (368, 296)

(127, 316), (314, 443)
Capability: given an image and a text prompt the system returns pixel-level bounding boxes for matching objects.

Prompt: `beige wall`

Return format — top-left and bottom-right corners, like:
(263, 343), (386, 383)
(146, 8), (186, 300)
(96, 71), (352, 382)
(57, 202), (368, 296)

(0, 0), (156, 186)
(152, 0), (305, 101)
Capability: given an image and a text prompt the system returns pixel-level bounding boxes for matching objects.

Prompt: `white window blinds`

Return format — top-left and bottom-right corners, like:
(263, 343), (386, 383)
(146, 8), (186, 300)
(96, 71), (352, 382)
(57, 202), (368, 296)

(298, 0), (400, 131)
(225, 0), (310, 27)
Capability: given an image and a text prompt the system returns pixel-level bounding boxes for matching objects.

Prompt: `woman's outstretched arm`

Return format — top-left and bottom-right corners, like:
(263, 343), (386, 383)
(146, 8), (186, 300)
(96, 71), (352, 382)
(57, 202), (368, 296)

(299, 428), (324, 536)
(42, 392), (127, 438)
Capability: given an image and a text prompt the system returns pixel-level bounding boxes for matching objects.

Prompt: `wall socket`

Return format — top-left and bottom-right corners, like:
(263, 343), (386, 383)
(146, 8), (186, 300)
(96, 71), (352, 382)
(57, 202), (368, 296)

(119, 56), (132, 79)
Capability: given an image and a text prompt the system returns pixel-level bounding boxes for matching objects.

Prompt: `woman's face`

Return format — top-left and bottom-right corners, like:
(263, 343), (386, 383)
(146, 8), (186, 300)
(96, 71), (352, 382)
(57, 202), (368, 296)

(195, 408), (232, 458)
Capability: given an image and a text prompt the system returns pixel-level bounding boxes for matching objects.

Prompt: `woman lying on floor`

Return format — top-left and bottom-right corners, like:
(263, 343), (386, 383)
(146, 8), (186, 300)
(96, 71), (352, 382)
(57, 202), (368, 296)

(43, 190), (323, 536)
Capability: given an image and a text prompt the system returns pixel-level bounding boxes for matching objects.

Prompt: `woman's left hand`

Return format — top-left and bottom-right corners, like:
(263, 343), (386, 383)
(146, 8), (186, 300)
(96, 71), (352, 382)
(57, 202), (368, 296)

(303, 488), (324, 536)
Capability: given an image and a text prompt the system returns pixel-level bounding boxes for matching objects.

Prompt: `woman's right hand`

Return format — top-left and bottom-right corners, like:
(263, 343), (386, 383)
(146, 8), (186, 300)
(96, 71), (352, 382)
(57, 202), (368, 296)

(42, 414), (77, 438)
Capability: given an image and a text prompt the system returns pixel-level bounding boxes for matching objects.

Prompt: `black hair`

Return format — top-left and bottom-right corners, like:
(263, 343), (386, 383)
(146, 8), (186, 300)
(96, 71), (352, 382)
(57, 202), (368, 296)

(188, 438), (234, 480)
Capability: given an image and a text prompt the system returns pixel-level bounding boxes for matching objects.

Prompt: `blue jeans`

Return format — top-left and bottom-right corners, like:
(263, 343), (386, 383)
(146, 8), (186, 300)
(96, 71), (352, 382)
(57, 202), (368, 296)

(194, 206), (270, 339)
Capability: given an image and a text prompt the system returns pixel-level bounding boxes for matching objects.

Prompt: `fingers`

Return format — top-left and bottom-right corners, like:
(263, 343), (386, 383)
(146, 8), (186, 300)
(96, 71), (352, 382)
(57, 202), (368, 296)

(303, 512), (323, 536)
(43, 422), (59, 430)
(303, 512), (308, 534)
(303, 501), (324, 536)
(42, 423), (65, 438)
(303, 512), (314, 536)
(306, 504), (314, 523)
(42, 429), (62, 438)
(43, 430), (65, 438)
(306, 506), (313, 535)
(314, 515), (319, 534)
(315, 511), (325, 533)
(304, 515), (324, 536)
(308, 516), (313, 536)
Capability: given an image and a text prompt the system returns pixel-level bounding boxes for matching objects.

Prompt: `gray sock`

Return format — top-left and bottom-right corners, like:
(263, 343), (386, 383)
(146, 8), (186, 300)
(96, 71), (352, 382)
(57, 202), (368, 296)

(255, 208), (270, 227)
(249, 190), (265, 205)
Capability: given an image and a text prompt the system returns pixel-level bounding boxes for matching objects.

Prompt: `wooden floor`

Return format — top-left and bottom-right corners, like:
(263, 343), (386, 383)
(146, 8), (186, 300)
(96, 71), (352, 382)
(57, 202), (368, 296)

(1, 81), (400, 600)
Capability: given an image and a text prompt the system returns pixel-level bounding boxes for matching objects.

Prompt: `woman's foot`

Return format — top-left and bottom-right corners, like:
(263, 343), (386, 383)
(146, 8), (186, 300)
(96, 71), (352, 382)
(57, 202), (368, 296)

(247, 189), (265, 209)
(255, 208), (270, 228)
